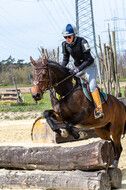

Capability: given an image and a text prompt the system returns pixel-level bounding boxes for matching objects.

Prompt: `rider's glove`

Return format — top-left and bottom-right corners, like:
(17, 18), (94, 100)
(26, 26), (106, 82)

(70, 68), (79, 75)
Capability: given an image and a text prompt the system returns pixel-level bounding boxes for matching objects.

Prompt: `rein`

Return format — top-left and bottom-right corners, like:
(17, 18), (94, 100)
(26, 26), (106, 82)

(53, 74), (73, 87)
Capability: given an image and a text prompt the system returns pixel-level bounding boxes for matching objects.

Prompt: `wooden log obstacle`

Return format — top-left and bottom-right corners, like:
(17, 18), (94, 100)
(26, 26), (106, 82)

(0, 140), (122, 189)
(31, 117), (98, 143)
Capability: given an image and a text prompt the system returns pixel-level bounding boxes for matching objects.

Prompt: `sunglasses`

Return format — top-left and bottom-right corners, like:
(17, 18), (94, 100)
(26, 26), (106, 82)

(64, 36), (72, 39)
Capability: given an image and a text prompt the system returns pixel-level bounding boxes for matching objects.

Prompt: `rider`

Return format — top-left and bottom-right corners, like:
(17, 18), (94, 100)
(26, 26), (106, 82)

(61, 23), (104, 119)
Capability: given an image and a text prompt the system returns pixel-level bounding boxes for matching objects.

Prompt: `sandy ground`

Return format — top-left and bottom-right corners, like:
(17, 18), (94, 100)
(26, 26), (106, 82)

(0, 114), (126, 190)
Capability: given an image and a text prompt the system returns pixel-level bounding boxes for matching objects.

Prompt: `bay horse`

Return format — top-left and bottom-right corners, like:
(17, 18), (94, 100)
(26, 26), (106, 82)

(30, 54), (126, 167)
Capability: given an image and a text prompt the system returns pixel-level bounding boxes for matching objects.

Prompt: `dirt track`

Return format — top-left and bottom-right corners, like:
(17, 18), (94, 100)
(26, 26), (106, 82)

(0, 116), (126, 189)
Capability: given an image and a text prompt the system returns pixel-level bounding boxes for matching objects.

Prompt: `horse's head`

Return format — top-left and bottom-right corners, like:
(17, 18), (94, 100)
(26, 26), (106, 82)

(30, 54), (49, 101)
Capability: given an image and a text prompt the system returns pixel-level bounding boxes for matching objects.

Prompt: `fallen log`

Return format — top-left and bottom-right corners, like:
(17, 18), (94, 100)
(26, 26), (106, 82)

(0, 169), (111, 190)
(0, 140), (114, 171)
(31, 117), (98, 143)
(108, 167), (122, 189)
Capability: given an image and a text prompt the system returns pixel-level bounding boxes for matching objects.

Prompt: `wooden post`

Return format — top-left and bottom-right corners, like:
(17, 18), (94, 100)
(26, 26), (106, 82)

(108, 24), (116, 83)
(41, 48), (44, 54)
(103, 43), (109, 93)
(45, 49), (49, 59)
(98, 35), (107, 93)
(112, 31), (118, 97)
(106, 46), (112, 94)
(53, 49), (56, 61)
(57, 46), (59, 63)
(12, 77), (20, 102)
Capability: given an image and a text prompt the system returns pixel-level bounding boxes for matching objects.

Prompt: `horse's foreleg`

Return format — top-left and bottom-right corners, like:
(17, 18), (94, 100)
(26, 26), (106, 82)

(66, 123), (87, 139)
(66, 123), (80, 139)
(43, 110), (68, 137)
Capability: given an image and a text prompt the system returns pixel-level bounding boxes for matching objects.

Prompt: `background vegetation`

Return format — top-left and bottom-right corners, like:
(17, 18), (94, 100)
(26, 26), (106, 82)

(0, 48), (126, 119)
(0, 92), (52, 113)
(0, 49), (126, 87)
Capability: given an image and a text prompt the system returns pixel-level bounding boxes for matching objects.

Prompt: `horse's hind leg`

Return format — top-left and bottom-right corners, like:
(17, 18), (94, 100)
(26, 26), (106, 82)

(95, 123), (123, 167)
(111, 124), (123, 167)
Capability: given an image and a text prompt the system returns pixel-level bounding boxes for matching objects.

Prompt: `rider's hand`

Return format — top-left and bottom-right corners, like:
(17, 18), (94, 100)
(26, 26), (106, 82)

(70, 68), (79, 75)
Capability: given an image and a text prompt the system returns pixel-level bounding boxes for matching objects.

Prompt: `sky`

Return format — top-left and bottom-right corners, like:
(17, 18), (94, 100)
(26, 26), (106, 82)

(0, 0), (126, 63)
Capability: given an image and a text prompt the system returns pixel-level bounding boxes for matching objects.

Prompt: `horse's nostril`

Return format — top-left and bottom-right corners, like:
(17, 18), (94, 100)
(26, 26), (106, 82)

(32, 93), (41, 100)
(36, 93), (40, 98)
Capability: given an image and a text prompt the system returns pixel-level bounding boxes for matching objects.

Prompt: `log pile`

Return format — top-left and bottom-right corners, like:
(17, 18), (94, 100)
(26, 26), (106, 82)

(0, 140), (122, 189)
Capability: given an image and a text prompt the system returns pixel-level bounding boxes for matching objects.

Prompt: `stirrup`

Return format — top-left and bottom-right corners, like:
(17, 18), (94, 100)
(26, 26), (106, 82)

(94, 108), (104, 119)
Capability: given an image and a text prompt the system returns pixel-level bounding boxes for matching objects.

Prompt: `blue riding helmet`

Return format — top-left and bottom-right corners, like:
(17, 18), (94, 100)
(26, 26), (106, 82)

(62, 24), (77, 37)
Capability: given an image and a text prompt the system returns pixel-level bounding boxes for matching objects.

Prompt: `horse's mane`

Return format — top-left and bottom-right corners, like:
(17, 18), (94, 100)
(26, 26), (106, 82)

(47, 59), (70, 75)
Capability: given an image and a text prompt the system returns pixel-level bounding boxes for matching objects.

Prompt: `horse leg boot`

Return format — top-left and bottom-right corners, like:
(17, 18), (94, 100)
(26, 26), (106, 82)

(43, 110), (68, 138)
(91, 88), (104, 119)
(66, 123), (80, 139)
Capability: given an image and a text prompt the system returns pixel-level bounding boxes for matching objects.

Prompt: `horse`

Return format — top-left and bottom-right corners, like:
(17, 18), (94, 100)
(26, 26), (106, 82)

(30, 54), (126, 167)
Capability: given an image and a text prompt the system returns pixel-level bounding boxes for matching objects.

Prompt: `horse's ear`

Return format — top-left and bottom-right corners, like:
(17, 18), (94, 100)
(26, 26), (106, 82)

(30, 56), (36, 66)
(42, 53), (47, 65)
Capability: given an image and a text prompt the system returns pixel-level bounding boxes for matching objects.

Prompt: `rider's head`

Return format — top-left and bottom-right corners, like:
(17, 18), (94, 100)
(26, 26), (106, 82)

(62, 24), (77, 44)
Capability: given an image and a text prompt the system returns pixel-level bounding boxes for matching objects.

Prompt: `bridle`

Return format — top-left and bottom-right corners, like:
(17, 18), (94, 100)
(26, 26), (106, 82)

(33, 64), (51, 92)
(33, 63), (73, 91)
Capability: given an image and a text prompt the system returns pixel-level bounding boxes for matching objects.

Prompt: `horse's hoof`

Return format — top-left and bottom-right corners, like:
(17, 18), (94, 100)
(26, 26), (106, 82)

(79, 131), (87, 139)
(60, 129), (69, 138)
(111, 160), (118, 168)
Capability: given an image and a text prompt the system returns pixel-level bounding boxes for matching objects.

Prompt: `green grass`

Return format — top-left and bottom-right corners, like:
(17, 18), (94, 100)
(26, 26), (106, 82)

(0, 92), (52, 113)
(0, 86), (125, 114)
(119, 78), (126, 82)
(120, 87), (125, 97)
(0, 83), (32, 88)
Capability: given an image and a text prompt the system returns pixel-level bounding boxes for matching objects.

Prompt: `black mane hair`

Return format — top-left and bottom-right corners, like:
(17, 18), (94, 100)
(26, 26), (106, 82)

(47, 59), (70, 75)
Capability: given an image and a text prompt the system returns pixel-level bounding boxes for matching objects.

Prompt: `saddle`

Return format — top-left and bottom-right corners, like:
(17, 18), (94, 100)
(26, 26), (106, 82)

(80, 78), (107, 104)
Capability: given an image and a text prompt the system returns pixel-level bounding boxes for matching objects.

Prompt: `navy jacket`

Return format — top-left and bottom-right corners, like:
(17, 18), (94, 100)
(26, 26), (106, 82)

(62, 36), (94, 71)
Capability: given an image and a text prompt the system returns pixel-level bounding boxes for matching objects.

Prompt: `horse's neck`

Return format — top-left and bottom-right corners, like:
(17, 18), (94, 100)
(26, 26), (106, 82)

(49, 65), (72, 96)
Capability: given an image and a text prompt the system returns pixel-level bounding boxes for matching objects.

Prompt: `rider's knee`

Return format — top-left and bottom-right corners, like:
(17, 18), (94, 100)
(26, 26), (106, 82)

(90, 85), (97, 93)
